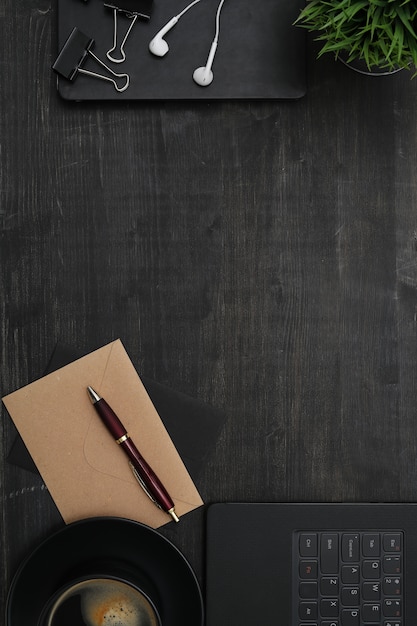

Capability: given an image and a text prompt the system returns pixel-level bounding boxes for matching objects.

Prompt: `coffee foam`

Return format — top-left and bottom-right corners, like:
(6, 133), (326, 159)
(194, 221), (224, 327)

(49, 578), (159, 626)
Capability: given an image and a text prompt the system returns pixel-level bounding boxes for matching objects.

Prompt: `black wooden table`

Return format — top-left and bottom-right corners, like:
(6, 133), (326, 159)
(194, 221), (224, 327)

(2, 0), (417, 621)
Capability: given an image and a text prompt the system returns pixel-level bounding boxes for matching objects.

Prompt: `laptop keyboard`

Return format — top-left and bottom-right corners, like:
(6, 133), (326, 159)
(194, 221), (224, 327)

(293, 530), (403, 626)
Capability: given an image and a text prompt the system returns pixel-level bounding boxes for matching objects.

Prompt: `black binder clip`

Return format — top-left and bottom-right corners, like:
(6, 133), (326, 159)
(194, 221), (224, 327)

(104, 0), (154, 63)
(52, 27), (130, 92)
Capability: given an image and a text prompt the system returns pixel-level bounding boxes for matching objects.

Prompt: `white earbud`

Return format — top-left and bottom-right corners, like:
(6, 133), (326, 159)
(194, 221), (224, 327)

(193, 41), (217, 86)
(192, 0), (226, 87)
(149, 0), (202, 57)
(149, 16), (179, 57)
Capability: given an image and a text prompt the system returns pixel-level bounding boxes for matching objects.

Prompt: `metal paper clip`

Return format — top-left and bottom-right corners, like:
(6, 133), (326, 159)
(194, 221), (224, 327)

(104, 0), (154, 63)
(52, 27), (130, 92)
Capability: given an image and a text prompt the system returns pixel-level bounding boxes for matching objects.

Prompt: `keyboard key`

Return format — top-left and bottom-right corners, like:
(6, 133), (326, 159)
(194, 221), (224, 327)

(383, 576), (401, 595)
(342, 565), (360, 584)
(341, 608), (359, 626)
(383, 599), (401, 617)
(342, 534), (360, 562)
(362, 533), (380, 557)
(363, 559), (381, 579)
(341, 587), (360, 606)
(299, 601), (317, 620)
(321, 534), (339, 574)
(299, 560), (317, 579)
(321, 577), (339, 596)
(321, 598), (339, 617)
(362, 581), (380, 600)
(383, 556), (401, 574)
(362, 603), (381, 621)
(383, 534), (402, 553)
(299, 581), (318, 599)
(300, 533), (318, 557)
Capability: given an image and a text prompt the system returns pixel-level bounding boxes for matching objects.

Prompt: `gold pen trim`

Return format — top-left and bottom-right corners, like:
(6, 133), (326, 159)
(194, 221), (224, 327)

(168, 507), (180, 523)
(116, 433), (130, 444)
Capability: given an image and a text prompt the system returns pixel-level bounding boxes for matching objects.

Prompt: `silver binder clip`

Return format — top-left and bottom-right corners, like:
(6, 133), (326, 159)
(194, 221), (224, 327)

(104, 0), (154, 63)
(52, 27), (130, 92)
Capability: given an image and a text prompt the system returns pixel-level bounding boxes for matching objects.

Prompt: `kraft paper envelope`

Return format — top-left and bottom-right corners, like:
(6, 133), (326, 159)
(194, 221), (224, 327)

(2, 339), (204, 527)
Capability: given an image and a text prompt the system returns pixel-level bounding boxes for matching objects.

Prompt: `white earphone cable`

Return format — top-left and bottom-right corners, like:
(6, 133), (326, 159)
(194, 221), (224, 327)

(214, 0), (226, 43)
(177, 0), (203, 20)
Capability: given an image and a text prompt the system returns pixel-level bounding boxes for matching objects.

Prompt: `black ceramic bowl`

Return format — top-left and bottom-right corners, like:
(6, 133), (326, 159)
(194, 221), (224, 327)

(6, 517), (204, 626)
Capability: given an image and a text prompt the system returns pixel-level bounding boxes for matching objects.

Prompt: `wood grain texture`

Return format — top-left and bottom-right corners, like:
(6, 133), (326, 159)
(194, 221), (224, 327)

(2, 0), (417, 619)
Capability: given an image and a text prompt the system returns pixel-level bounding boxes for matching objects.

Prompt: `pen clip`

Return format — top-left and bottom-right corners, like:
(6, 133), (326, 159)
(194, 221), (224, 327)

(128, 461), (162, 509)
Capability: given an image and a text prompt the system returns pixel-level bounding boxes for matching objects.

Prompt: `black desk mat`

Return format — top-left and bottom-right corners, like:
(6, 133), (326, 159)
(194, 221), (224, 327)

(55, 0), (307, 100)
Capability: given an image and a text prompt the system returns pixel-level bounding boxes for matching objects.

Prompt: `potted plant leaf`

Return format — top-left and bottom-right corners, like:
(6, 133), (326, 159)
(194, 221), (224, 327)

(295, 0), (417, 76)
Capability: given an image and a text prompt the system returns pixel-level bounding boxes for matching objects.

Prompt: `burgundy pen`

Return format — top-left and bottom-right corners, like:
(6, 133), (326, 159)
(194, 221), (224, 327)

(87, 386), (179, 522)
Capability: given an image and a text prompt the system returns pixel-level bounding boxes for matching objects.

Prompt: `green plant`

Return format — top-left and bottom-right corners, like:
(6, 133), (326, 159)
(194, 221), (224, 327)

(295, 0), (417, 74)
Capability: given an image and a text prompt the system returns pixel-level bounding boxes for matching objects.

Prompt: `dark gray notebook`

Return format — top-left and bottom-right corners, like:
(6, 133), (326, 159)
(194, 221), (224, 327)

(55, 0), (306, 100)
(206, 502), (417, 625)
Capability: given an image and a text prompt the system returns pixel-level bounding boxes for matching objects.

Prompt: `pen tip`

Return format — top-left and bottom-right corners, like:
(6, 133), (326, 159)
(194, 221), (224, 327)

(168, 507), (180, 523)
(87, 386), (100, 403)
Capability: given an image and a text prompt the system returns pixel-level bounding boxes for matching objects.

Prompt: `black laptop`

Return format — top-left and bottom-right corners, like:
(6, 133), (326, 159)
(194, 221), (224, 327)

(206, 503), (417, 626)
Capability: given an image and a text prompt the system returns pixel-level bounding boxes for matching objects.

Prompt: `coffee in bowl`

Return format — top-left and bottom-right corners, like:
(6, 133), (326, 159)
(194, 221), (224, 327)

(39, 576), (161, 626)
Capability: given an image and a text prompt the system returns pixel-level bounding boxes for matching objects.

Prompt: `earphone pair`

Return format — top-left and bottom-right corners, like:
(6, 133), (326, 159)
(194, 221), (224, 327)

(149, 0), (226, 86)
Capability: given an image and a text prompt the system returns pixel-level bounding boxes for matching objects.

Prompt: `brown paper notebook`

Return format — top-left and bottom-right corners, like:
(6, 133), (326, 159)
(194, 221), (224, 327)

(2, 339), (203, 527)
